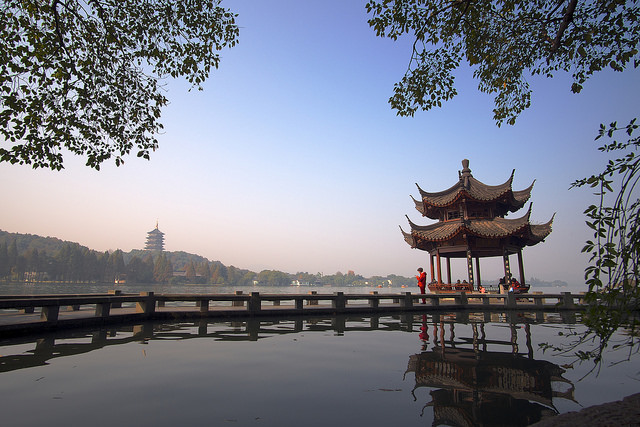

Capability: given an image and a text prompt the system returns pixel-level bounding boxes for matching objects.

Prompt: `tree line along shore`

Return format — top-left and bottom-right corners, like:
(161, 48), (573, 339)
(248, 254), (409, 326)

(0, 230), (568, 289)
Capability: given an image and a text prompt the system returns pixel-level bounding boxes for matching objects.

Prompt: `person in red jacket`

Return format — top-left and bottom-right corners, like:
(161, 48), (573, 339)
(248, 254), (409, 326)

(416, 267), (427, 304)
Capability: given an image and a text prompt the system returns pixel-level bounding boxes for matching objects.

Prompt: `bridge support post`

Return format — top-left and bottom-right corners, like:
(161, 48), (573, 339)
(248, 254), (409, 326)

(369, 291), (379, 308)
(534, 293), (544, 309)
(308, 291), (318, 305)
(95, 302), (111, 318)
(233, 290), (244, 307)
(333, 292), (346, 310)
(505, 292), (516, 309)
(400, 292), (414, 308)
(40, 305), (59, 322)
(198, 299), (209, 313)
(136, 292), (156, 315)
(249, 292), (261, 313)
(455, 292), (468, 306)
(108, 290), (122, 308)
(562, 292), (575, 309)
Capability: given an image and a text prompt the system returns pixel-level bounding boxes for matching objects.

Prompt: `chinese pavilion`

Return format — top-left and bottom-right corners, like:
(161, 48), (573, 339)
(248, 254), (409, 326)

(144, 222), (165, 251)
(401, 159), (554, 293)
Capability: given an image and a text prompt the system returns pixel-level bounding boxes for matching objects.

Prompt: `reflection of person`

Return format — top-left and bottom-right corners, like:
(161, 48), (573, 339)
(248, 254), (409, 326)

(416, 267), (427, 304)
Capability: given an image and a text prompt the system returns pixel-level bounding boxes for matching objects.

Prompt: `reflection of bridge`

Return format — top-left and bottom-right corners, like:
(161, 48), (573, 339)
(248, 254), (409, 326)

(0, 291), (584, 336)
(0, 312), (577, 375)
(0, 315), (408, 373)
(406, 321), (575, 426)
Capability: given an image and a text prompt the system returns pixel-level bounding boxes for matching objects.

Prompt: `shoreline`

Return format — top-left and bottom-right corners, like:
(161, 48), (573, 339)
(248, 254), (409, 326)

(531, 393), (640, 426)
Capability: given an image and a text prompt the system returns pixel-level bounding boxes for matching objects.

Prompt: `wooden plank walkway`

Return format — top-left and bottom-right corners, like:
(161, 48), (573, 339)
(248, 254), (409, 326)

(0, 290), (585, 337)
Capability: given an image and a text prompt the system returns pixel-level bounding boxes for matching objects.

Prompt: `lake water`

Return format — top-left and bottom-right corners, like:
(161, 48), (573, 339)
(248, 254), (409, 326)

(0, 283), (638, 426)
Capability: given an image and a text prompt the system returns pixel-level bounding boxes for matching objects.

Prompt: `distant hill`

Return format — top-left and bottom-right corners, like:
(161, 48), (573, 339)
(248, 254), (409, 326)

(0, 230), (70, 255)
(0, 230), (215, 270)
(528, 277), (569, 288)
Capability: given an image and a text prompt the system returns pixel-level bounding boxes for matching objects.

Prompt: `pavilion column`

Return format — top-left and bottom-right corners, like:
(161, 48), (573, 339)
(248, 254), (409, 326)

(517, 249), (526, 285)
(446, 257), (452, 284)
(436, 250), (442, 284)
(503, 249), (511, 290)
(430, 254), (435, 283)
(466, 249), (474, 286)
(475, 257), (482, 287)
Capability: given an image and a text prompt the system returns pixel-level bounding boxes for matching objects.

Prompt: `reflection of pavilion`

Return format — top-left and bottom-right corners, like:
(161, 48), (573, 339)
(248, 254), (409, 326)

(406, 322), (574, 426)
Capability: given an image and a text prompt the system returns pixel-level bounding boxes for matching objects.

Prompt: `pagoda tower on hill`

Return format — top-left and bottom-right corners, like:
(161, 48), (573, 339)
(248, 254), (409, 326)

(401, 159), (554, 293)
(145, 221), (165, 251)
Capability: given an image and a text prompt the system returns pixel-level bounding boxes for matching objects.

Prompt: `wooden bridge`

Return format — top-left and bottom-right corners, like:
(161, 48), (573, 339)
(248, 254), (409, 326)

(0, 290), (585, 337)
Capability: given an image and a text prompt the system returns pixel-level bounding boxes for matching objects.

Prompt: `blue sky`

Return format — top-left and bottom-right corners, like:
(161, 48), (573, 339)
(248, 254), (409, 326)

(1, 1), (638, 287)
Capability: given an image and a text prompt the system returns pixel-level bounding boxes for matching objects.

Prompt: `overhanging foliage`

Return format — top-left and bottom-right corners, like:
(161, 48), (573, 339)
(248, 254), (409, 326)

(0, 0), (239, 170)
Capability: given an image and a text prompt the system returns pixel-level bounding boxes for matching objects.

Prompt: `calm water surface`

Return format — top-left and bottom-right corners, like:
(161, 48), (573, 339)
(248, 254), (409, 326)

(0, 283), (637, 426)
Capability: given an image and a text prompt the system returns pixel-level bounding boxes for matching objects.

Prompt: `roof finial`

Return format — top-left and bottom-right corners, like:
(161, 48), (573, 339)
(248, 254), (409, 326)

(155, 220), (159, 230)
(461, 159), (472, 188)
(461, 159), (471, 176)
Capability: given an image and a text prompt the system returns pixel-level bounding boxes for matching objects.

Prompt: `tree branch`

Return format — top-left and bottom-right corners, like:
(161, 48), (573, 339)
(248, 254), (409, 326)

(550, 0), (578, 54)
(51, 0), (66, 50)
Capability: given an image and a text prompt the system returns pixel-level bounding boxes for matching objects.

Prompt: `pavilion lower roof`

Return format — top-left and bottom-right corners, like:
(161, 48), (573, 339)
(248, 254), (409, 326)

(400, 209), (554, 249)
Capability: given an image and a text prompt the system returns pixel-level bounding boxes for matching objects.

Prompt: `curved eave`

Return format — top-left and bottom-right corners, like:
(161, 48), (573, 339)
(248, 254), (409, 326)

(505, 179), (535, 212)
(411, 194), (425, 216)
(399, 225), (416, 248)
(416, 181), (463, 207)
(528, 212), (555, 244)
(512, 179), (535, 204)
(407, 218), (466, 243)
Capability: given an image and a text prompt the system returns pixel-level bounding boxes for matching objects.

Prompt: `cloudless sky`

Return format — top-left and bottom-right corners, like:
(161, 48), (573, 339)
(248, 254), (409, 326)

(1, 0), (638, 287)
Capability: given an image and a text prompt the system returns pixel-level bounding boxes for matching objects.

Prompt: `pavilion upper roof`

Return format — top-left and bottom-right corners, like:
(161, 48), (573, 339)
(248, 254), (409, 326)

(400, 204), (554, 251)
(413, 159), (534, 219)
